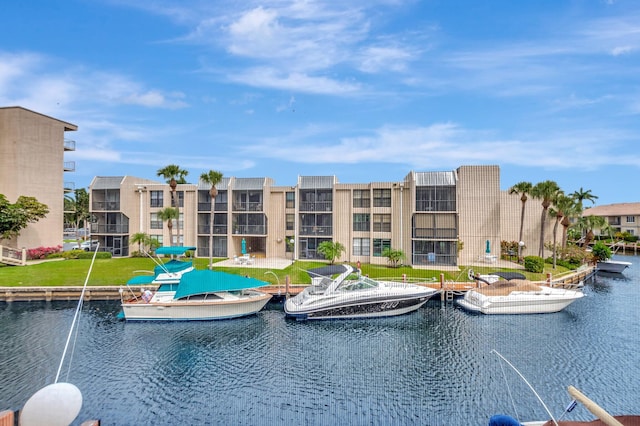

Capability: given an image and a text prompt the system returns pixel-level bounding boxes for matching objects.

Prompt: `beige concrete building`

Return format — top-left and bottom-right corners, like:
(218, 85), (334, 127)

(89, 165), (555, 267)
(583, 203), (640, 237)
(0, 106), (77, 250)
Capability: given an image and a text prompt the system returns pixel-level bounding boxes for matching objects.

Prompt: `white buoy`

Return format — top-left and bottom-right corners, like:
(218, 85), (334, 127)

(20, 381), (83, 425)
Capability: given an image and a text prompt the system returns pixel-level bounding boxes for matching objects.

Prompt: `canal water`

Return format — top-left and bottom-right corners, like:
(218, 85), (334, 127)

(1, 254), (639, 426)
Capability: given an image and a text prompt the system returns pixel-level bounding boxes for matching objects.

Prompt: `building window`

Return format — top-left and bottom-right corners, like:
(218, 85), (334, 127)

(286, 214), (295, 231)
(150, 235), (163, 245)
(353, 238), (370, 256)
(150, 213), (162, 230)
(286, 191), (295, 209)
(373, 239), (391, 257)
(373, 214), (391, 232)
(626, 216), (635, 223)
(353, 214), (370, 232)
(172, 234), (184, 245)
(373, 189), (391, 207)
(353, 190), (370, 208)
(150, 191), (163, 208)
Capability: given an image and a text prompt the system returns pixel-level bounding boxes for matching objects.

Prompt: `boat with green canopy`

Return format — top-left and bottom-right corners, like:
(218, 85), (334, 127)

(120, 247), (271, 321)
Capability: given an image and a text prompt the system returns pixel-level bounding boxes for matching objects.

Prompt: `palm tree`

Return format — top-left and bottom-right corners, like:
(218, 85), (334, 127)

(570, 187), (598, 211)
(574, 215), (608, 247)
(531, 180), (561, 257)
(549, 192), (573, 268)
(157, 164), (189, 245)
(560, 198), (581, 249)
(200, 170), (224, 270)
(157, 207), (179, 246)
(317, 241), (346, 264)
(382, 247), (406, 268)
(508, 181), (533, 261)
(130, 232), (150, 254)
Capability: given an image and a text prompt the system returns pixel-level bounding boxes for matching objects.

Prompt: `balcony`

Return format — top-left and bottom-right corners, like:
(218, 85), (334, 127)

(91, 223), (129, 234)
(232, 225), (267, 235)
(198, 225), (228, 235)
(64, 182), (75, 193)
(64, 161), (76, 172)
(299, 201), (332, 212)
(232, 202), (263, 212)
(198, 202), (228, 212)
(300, 225), (332, 236)
(92, 201), (121, 211)
(64, 139), (76, 151)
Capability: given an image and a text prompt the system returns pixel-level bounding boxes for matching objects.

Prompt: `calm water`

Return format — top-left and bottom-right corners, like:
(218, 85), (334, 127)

(1, 255), (639, 426)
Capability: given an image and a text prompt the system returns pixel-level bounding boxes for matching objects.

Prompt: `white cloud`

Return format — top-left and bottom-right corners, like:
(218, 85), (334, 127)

(228, 67), (361, 94)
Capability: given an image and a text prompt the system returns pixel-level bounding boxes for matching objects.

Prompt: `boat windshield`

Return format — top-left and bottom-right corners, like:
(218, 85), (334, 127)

(308, 277), (333, 295)
(338, 276), (379, 292)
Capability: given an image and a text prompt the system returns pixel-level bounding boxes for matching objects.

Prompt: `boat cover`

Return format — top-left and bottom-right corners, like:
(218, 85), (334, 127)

(126, 275), (157, 285)
(155, 246), (197, 256)
(173, 270), (268, 299)
(154, 259), (193, 275)
(489, 271), (526, 281)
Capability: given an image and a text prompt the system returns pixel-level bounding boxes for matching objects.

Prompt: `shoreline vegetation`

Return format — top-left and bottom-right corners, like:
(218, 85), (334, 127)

(0, 257), (577, 288)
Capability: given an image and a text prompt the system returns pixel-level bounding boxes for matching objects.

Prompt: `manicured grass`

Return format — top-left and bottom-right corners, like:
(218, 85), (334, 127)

(0, 256), (567, 287)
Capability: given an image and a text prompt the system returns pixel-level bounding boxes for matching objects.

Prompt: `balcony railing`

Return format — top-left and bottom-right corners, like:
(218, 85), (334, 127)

(91, 224), (129, 234)
(416, 201), (456, 212)
(63, 161), (76, 172)
(232, 225), (267, 235)
(198, 202), (228, 212)
(92, 201), (121, 211)
(300, 225), (332, 236)
(198, 225), (229, 235)
(299, 201), (332, 212)
(232, 202), (263, 212)
(64, 139), (76, 151)
(413, 228), (457, 239)
(64, 182), (75, 193)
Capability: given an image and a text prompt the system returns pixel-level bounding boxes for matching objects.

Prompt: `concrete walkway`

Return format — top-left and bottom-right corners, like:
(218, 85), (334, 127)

(215, 257), (294, 270)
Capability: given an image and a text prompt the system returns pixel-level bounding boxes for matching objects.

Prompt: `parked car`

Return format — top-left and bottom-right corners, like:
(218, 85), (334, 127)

(79, 240), (99, 251)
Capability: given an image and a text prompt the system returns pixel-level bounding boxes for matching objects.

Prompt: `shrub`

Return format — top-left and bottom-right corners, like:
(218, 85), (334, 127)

(591, 241), (611, 262)
(524, 256), (544, 273)
(27, 245), (63, 260)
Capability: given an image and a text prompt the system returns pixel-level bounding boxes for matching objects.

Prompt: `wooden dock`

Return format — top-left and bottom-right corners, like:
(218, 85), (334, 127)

(0, 266), (595, 303)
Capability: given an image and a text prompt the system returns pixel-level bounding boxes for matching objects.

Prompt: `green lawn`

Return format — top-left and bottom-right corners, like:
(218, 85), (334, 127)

(0, 257), (566, 287)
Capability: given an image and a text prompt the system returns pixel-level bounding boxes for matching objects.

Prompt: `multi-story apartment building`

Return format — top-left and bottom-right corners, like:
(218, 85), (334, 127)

(89, 165), (551, 267)
(0, 106), (77, 250)
(583, 203), (640, 237)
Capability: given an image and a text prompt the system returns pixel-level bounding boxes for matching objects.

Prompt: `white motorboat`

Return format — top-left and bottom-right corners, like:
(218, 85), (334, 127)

(596, 259), (632, 274)
(457, 278), (584, 315)
(284, 265), (439, 320)
(120, 247), (271, 321)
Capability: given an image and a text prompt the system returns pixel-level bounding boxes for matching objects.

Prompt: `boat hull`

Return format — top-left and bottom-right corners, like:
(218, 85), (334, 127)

(457, 288), (584, 315)
(596, 260), (631, 273)
(284, 293), (434, 320)
(121, 292), (271, 321)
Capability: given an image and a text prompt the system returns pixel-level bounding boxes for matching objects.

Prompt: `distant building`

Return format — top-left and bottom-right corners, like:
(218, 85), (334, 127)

(0, 106), (77, 249)
(583, 203), (640, 237)
(88, 165), (554, 267)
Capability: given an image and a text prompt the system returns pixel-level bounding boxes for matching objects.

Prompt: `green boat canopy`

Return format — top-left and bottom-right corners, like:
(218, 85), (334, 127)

(173, 270), (268, 300)
(155, 246), (197, 256)
(154, 259), (192, 275)
(127, 275), (157, 285)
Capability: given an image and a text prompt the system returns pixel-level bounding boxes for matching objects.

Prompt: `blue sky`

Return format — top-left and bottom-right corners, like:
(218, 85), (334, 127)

(2, 0), (639, 206)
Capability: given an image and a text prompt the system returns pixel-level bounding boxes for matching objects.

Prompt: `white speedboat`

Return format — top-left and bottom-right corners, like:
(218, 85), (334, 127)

(121, 269), (271, 321)
(596, 259), (632, 274)
(457, 279), (584, 315)
(284, 265), (438, 320)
